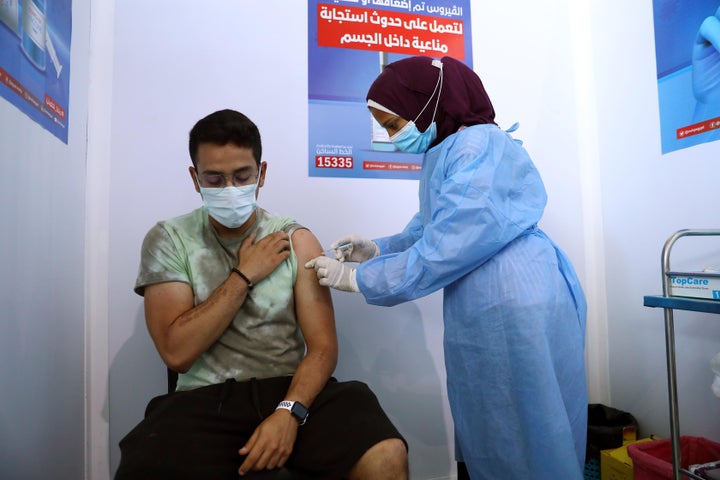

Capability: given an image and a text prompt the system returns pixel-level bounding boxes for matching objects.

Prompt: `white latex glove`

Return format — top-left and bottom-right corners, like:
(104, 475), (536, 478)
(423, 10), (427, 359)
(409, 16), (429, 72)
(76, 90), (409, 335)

(692, 7), (720, 104)
(331, 234), (379, 263)
(304, 256), (359, 292)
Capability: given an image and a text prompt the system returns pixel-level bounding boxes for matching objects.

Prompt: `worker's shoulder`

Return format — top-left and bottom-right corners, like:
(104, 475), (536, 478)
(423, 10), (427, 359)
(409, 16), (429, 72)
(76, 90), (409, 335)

(440, 124), (496, 155)
(458, 123), (504, 142)
(453, 123), (524, 154)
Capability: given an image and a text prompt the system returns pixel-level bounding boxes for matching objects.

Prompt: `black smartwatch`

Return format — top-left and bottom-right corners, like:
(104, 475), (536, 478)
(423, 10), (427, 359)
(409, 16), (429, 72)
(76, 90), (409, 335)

(276, 400), (309, 425)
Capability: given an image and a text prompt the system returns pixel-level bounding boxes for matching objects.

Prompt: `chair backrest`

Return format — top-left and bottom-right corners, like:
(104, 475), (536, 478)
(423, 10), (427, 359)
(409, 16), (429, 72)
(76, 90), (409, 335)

(167, 367), (178, 393)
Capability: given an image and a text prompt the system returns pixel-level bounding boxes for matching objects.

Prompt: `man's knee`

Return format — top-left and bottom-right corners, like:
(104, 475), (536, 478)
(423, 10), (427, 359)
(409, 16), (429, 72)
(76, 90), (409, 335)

(350, 438), (408, 479)
(376, 438), (408, 472)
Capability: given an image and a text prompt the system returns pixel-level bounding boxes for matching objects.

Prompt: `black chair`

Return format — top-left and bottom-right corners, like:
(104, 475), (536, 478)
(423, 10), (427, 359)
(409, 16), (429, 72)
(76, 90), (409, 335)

(457, 461), (471, 479)
(167, 369), (311, 480)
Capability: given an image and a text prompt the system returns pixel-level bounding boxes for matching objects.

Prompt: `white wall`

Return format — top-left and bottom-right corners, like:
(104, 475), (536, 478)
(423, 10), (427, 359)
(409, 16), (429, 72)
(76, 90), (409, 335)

(472, 0), (609, 403)
(589, 0), (720, 439)
(0, 1), (90, 478)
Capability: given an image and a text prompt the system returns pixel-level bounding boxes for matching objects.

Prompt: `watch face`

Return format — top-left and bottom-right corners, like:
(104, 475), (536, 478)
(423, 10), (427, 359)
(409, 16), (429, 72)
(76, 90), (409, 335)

(291, 402), (308, 423)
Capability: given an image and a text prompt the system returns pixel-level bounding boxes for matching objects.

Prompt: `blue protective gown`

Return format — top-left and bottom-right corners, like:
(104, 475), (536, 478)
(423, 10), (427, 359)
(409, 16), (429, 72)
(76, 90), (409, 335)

(356, 124), (588, 479)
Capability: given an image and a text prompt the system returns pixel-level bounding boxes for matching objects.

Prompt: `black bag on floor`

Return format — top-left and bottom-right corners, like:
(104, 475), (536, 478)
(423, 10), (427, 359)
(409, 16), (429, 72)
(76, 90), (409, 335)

(586, 403), (638, 460)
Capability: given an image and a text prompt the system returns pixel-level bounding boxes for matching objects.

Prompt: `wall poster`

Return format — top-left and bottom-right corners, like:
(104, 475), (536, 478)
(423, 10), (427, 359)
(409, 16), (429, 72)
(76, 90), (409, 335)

(0, 0), (71, 144)
(308, 0), (472, 179)
(653, 1), (720, 154)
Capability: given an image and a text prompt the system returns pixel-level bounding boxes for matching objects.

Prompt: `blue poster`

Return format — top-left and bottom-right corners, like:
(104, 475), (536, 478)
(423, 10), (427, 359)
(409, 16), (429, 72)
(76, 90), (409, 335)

(0, 0), (71, 144)
(308, 0), (472, 179)
(654, 1), (720, 153)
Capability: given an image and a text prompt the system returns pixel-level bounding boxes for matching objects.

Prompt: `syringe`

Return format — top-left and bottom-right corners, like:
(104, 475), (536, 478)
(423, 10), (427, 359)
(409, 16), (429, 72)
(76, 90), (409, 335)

(324, 242), (352, 258)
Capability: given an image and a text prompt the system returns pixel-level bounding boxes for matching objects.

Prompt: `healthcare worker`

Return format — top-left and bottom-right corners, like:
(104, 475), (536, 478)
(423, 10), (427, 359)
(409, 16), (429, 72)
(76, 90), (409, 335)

(305, 56), (588, 479)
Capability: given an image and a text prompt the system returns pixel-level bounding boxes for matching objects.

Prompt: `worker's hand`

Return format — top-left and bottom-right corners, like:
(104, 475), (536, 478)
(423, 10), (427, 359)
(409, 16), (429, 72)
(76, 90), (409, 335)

(236, 231), (291, 285)
(304, 256), (359, 292)
(331, 234), (379, 263)
(692, 7), (720, 104)
(238, 410), (298, 475)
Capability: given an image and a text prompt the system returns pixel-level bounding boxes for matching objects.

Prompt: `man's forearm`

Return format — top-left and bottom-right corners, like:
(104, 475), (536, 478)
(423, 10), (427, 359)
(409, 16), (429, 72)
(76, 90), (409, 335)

(162, 273), (250, 372)
(282, 346), (338, 409)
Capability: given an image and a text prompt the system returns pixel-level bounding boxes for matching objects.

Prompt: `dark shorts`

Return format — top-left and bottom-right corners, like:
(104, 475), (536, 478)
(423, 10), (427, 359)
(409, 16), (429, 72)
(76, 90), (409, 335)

(115, 376), (406, 480)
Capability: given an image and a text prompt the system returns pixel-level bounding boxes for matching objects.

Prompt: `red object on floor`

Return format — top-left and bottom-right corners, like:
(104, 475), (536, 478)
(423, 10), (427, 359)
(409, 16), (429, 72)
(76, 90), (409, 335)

(627, 436), (720, 480)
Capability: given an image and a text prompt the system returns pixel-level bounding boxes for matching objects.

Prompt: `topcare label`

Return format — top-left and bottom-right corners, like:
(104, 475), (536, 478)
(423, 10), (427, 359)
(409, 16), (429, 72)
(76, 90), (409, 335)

(669, 274), (720, 300)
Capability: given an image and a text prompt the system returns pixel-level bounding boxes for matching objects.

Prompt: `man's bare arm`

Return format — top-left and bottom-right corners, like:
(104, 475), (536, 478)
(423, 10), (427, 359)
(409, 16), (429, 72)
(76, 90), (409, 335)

(283, 228), (338, 405)
(238, 227), (338, 473)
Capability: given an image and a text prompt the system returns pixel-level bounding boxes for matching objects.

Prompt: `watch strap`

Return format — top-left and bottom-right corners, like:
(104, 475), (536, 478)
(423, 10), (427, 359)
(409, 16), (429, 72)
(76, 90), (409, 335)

(276, 400), (308, 425)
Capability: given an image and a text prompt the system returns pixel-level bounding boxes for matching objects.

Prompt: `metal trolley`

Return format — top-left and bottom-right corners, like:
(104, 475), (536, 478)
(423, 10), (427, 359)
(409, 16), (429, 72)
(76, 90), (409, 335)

(643, 229), (720, 480)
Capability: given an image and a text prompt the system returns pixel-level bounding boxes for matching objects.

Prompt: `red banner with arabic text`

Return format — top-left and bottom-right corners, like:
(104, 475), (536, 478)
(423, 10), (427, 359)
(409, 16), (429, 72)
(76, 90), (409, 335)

(317, 4), (465, 59)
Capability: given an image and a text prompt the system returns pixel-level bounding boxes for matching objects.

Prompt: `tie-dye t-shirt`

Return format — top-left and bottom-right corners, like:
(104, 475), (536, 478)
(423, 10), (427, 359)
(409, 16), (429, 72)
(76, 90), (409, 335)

(135, 207), (306, 390)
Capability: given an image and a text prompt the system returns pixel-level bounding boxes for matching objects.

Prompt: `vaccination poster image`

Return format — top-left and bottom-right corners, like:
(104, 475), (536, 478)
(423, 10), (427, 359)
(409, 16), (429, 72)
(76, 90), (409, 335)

(308, 0), (472, 179)
(0, 0), (71, 144)
(653, 0), (720, 154)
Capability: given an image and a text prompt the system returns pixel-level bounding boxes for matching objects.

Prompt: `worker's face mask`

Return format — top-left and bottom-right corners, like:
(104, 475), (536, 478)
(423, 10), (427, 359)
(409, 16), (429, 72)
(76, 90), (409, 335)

(390, 121), (437, 153)
(197, 174), (260, 228)
(390, 59), (443, 154)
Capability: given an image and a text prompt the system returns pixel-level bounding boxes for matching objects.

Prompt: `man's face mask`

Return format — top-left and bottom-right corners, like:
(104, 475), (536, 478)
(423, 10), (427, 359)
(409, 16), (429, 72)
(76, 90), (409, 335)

(197, 173), (260, 228)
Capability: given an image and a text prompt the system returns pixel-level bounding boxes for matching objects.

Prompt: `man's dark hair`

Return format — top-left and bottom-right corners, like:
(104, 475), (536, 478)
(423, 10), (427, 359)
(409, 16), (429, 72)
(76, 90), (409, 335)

(188, 109), (262, 168)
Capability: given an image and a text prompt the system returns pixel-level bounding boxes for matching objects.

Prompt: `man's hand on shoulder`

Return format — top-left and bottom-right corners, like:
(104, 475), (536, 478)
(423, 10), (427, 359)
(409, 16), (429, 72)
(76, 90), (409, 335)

(236, 231), (291, 286)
